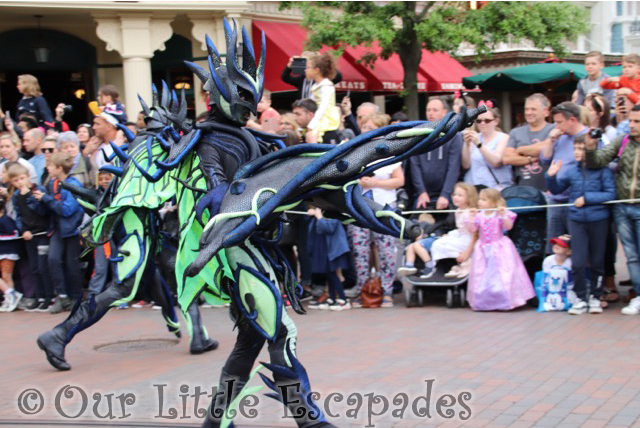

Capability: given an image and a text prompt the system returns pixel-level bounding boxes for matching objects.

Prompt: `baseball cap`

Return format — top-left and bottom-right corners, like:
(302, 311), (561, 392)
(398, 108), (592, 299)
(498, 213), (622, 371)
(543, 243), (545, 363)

(549, 234), (571, 249)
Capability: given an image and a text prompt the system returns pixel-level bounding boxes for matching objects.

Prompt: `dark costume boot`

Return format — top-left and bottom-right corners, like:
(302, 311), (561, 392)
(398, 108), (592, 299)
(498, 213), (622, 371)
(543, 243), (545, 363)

(186, 302), (219, 354)
(36, 283), (128, 371)
(36, 295), (106, 371)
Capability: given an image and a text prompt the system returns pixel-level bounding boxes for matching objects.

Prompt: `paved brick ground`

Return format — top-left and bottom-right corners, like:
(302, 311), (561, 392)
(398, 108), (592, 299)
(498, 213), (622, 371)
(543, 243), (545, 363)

(2, 285), (640, 428)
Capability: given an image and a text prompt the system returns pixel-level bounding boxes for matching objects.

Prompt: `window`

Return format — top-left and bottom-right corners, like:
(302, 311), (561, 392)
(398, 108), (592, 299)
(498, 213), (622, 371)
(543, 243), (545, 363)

(612, 23), (623, 53)
(617, 1), (623, 16)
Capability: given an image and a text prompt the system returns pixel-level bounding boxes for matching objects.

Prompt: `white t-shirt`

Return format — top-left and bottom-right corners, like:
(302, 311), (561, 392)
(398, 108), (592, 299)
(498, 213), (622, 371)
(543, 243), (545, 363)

(94, 143), (115, 169)
(369, 162), (402, 207)
(542, 254), (571, 273)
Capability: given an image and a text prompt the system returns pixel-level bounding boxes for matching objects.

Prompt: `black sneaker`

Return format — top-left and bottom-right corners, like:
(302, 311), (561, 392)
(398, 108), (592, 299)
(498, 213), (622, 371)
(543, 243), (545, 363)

(25, 299), (43, 312)
(35, 299), (52, 312)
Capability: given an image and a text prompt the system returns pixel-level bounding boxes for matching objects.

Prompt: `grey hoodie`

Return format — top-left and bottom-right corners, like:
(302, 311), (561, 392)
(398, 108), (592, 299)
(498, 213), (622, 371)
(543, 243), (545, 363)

(409, 133), (463, 200)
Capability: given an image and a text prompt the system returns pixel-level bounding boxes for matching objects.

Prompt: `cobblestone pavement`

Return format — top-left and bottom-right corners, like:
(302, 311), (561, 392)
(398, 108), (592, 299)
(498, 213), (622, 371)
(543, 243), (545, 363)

(2, 283), (640, 428)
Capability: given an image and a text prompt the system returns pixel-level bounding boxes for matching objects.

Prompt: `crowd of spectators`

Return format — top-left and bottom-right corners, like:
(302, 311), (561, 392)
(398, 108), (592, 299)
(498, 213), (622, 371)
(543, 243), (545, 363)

(1, 49), (640, 316)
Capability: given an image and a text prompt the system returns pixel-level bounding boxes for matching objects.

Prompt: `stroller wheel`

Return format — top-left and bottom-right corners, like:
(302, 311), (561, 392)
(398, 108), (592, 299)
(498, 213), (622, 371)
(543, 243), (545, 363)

(405, 287), (414, 308)
(446, 288), (454, 308)
(417, 288), (424, 307)
(459, 289), (466, 307)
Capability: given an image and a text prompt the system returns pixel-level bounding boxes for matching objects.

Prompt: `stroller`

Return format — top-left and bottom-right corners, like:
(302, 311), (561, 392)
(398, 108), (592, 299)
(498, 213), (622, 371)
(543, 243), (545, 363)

(403, 185), (547, 308)
(502, 185), (547, 284)
(401, 202), (469, 308)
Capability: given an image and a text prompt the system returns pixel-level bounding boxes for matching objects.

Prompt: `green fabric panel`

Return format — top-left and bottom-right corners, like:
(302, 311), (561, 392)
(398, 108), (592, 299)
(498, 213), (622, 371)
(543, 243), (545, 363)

(175, 153), (231, 311)
(238, 269), (278, 338)
(110, 141), (176, 210)
(112, 209), (150, 306)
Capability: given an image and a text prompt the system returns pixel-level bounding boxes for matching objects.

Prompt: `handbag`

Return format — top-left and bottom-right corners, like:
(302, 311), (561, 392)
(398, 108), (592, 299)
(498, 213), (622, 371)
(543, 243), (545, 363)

(360, 275), (383, 308)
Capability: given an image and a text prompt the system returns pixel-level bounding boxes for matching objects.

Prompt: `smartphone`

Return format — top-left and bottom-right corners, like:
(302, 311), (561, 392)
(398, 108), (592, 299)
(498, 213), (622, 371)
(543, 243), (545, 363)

(291, 57), (307, 74)
(346, 90), (351, 98)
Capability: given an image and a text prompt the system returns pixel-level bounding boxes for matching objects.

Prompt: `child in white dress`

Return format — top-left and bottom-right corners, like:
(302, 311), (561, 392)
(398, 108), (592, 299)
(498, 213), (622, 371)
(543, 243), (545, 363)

(398, 183), (477, 278)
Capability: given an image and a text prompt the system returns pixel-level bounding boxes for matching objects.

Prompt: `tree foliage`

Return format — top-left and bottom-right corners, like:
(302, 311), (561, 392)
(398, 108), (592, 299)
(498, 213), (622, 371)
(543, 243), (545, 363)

(280, 1), (590, 119)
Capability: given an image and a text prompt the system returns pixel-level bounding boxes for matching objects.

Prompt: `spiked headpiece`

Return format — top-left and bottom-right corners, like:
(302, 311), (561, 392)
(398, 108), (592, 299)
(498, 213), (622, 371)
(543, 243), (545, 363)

(185, 18), (266, 126)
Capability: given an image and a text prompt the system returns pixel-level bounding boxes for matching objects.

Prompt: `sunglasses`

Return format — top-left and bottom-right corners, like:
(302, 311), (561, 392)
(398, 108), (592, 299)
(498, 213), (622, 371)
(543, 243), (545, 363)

(476, 119), (494, 124)
(42, 148), (55, 153)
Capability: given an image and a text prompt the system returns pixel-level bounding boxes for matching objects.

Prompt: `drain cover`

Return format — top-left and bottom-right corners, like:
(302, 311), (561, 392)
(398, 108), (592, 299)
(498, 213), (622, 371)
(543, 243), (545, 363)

(94, 338), (179, 353)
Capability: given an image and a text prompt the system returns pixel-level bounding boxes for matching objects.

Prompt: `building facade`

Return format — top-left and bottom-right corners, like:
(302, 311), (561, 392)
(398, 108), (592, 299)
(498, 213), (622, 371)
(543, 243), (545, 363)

(0, 1), (302, 124)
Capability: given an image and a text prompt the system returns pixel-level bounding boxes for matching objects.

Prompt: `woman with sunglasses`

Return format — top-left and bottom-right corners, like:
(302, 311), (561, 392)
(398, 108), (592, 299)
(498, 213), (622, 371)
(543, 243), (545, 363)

(461, 102), (513, 189)
(40, 136), (57, 186)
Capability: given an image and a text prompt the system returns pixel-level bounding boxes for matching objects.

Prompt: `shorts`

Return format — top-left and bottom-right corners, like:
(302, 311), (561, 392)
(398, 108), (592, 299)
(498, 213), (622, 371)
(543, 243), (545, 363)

(418, 237), (437, 251)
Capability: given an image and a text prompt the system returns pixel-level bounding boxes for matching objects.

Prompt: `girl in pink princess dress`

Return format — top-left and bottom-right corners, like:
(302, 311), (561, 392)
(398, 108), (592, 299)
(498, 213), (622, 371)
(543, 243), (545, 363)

(466, 188), (535, 311)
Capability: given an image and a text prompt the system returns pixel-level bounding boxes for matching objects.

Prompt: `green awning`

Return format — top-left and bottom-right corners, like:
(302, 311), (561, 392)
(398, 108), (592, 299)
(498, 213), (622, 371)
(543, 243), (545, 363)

(463, 63), (588, 91)
(603, 65), (622, 77)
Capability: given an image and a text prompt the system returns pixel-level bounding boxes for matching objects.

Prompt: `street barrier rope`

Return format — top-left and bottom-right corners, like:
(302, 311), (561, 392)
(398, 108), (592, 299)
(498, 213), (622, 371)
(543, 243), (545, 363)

(284, 198), (640, 216)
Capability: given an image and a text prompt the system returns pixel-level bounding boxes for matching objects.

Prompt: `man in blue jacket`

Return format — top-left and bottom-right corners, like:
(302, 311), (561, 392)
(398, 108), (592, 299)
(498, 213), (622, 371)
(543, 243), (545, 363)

(33, 152), (85, 313)
(410, 97), (463, 210)
(546, 135), (616, 315)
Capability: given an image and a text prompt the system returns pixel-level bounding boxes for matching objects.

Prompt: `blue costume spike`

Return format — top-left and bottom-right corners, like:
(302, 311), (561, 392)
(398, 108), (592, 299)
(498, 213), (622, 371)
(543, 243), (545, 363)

(109, 141), (129, 163)
(99, 165), (124, 177)
(116, 123), (136, 144)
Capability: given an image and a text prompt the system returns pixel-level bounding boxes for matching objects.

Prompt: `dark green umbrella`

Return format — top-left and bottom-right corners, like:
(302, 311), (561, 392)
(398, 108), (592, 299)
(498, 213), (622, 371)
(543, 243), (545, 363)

(603, 65), (622, 77)
(463, 62), (588, 91)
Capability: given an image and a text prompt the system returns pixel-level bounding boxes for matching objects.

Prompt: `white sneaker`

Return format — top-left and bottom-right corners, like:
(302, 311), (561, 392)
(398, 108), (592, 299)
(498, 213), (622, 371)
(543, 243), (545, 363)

(317, 299), (335, 310)
(397, 266), (418, 276)
(588, 296), (603, 314)
(621, 296), (640, 315)
(329, 299), (351, 311)
(568, 299), (588, 315)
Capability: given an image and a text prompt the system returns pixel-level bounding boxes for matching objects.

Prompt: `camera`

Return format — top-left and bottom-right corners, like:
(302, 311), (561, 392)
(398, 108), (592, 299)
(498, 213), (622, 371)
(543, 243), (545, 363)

(63, 104), (73, 114)
(291, 57), (307, 74)
(589, 128), (603, 140)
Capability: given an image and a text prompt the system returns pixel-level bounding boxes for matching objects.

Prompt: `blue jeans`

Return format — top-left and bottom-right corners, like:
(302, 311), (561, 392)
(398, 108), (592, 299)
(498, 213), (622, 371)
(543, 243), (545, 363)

(546, 196), (569, 254)
(48, 231), (83, 300)
(614, 204), (640, 294)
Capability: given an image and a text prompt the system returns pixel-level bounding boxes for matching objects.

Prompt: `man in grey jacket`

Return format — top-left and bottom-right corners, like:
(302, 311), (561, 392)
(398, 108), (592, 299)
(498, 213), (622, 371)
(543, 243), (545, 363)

(410, 97), (463, 210)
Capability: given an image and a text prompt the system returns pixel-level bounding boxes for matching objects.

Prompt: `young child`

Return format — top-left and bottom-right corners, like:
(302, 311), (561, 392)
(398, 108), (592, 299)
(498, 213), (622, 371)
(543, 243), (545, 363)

(537, 235), (574, 312)
(600, 53), (640, 105)
(98, 84), (127, 124)
(33, 152), (85, 313)
(257, 90), (281, 133)
(546, 135), (616, 315)
(304, 52), (341, 144)
(0, 199), (21, 312)
(397, 183), (478, 278)
(466, 188), (535, 311)
(10, 163), (51, 311)
(306, 207), (351, 311)
(87, 171), (114, 296)
(577, 51), (615, 106)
